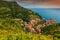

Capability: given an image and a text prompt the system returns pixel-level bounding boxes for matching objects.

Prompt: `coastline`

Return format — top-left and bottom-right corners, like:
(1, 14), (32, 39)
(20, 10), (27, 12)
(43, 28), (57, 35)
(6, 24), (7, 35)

(29, 8), (60, 23)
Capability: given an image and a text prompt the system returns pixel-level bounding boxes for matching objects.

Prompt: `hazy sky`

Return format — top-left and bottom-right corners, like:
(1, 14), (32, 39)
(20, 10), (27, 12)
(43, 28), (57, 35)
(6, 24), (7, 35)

(16, 0), (60, 8)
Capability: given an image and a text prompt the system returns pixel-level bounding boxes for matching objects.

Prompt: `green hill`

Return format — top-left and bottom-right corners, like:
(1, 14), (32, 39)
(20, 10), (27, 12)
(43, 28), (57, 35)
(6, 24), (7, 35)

(0, 1), (41, 20)
(0, 1), (60, 40)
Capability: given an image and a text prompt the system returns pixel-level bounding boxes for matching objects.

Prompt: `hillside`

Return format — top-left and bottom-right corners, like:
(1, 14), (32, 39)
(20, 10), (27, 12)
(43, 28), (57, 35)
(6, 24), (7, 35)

(0, 1), (60, 40)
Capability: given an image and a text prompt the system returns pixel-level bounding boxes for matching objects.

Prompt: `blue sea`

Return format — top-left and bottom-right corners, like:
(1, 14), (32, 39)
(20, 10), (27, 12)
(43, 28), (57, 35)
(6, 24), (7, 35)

(29, 8), (60, 23)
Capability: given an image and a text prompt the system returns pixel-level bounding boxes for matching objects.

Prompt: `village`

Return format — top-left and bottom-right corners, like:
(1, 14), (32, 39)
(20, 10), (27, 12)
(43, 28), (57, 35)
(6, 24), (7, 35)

(20, 18), (56, 34)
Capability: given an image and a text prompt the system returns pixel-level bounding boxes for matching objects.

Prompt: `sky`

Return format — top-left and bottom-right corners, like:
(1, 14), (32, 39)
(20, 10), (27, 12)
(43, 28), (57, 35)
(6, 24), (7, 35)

(16, 0), (60, 22)
(2, 0), (60, 22)
(16, 0), (60, 8)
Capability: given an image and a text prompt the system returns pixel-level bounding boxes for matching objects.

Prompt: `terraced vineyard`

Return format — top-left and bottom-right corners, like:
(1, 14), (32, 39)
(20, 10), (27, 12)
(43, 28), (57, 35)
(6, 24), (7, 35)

(0, 1), (60, 40)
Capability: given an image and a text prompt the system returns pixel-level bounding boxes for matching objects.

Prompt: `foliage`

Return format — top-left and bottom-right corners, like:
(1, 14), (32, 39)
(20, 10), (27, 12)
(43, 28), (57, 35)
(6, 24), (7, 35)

(42, 24), (57, 35)
(0, 1), (60, 40)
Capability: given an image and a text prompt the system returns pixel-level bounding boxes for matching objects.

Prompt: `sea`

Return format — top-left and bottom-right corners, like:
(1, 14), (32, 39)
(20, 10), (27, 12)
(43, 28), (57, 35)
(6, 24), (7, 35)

(29, 8), (60, 23)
